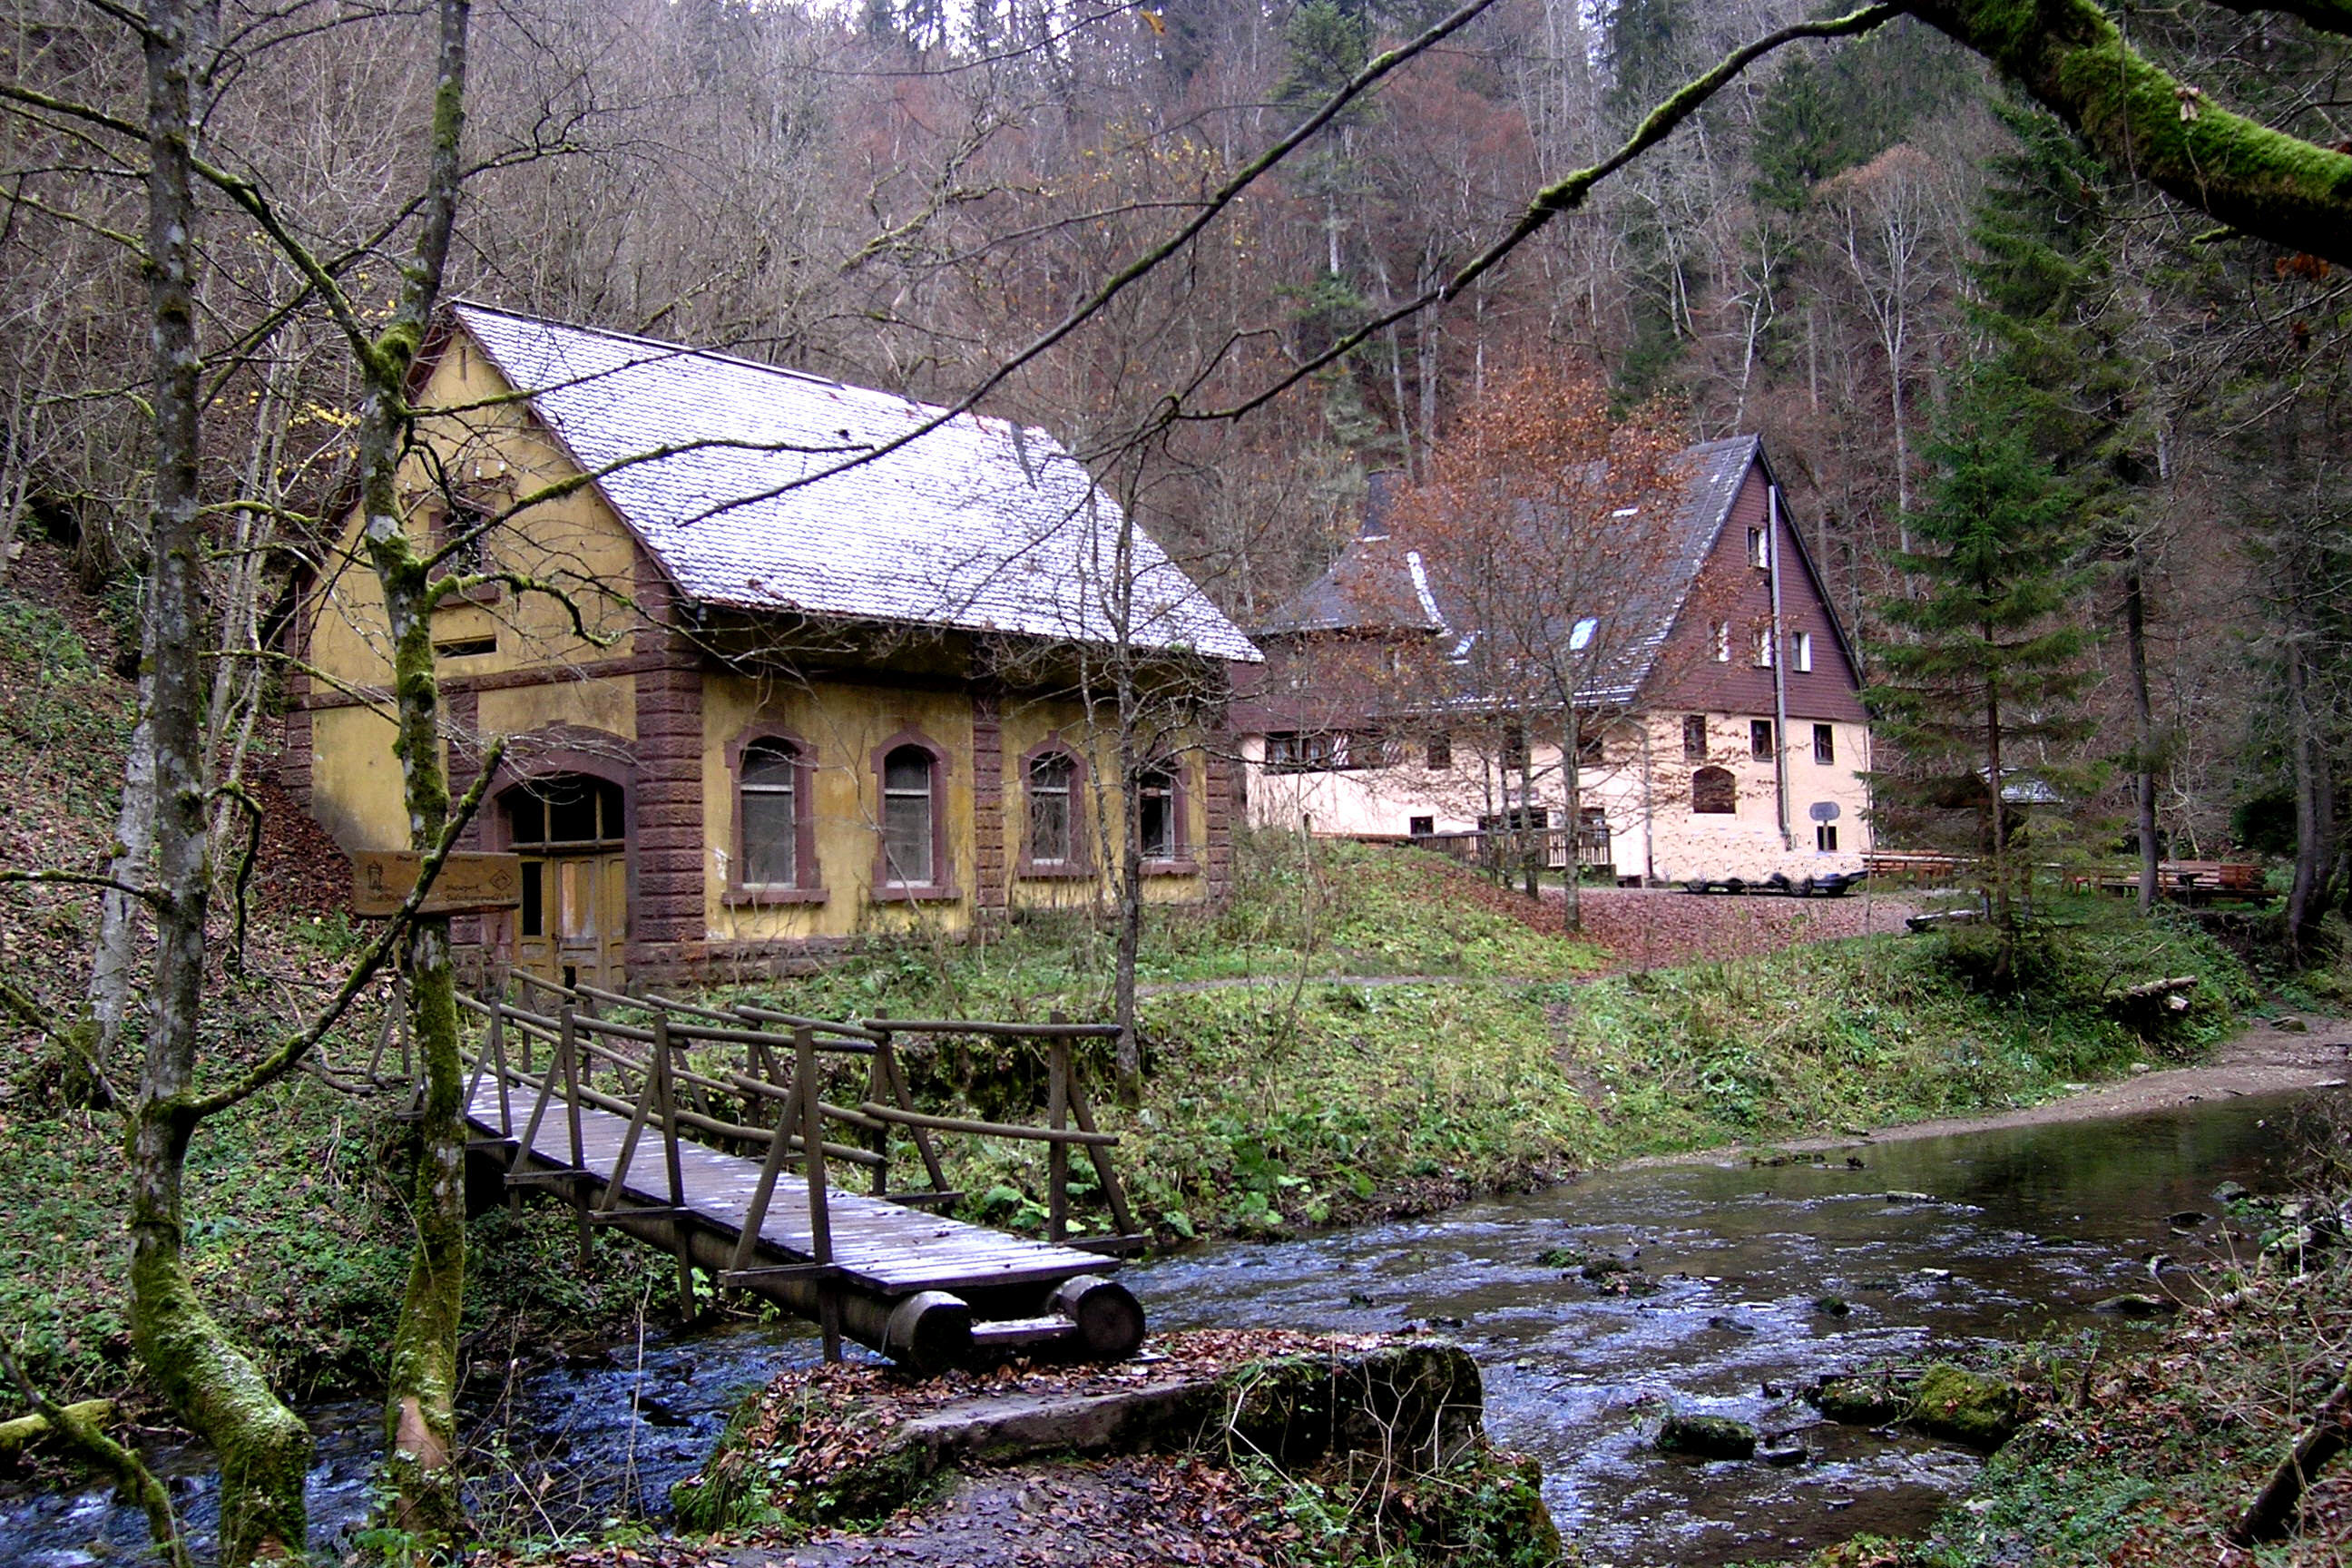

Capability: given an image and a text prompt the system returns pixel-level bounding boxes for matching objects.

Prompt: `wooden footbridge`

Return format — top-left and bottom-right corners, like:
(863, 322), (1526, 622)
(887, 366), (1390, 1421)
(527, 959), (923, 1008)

(435, 975), (1148, 1373)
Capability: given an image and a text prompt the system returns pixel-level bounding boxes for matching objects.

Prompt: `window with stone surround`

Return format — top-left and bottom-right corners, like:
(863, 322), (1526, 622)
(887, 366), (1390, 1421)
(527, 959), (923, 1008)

(1021, 741), (1093, 877)
(726, 727), (823, 902)
(869, 730), (956, 898)
(1138, 767), (1179, 861)
(883, 746), (936, 886)
(740, 740), (800, 886)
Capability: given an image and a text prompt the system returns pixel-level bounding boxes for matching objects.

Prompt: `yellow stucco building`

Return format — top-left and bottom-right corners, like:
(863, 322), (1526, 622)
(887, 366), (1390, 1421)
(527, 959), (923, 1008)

(289, 304), (1260, 986)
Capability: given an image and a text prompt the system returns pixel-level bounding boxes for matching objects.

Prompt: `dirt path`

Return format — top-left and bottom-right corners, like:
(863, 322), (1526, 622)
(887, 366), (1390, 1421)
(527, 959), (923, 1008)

(723, 1456), (1292, 1567)
(1686, 1014), (2352, 1161)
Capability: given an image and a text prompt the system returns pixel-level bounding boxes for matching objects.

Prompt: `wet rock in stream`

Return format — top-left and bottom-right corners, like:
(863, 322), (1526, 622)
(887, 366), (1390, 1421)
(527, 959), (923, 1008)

(1809, 1376), (1907, 1426)
(1657, 1413), (1759, 1461)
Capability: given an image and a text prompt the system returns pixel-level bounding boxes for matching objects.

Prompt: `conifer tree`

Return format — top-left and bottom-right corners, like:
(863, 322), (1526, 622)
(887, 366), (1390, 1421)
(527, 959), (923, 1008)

(1965, 98), (2168, 909)
(1750, 54), (1857, 215)
(1870, 367), (2095, 967)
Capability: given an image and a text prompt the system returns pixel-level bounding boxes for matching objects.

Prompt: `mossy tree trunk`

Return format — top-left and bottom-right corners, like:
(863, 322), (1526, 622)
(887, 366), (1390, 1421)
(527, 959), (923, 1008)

(363, 516), (470, 1539)
(127, 2), (316, 1560)
(350, 0), (474, 1538)
(2124, 545), (2160, 916)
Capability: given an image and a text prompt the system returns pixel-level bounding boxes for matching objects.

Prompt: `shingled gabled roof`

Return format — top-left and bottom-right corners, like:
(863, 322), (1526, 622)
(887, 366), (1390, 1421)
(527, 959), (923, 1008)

(445, 303), (1260, 662)
(1256, 436), (1763, 703)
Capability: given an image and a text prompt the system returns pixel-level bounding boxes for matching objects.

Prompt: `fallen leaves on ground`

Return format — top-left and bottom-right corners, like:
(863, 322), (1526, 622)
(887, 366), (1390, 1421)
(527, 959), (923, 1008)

(1452, 881), (1915, 972)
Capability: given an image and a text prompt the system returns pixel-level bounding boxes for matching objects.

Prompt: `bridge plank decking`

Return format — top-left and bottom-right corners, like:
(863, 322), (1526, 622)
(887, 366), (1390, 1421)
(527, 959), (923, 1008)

(466, 1080), (1111, 1295)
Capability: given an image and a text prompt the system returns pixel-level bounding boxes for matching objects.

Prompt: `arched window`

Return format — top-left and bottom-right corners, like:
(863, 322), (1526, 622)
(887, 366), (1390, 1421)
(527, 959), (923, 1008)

(724, 728), (824, 904)
(1029, 751), (1075, 867)
(881, 744), (936, 887)
(740, 739), (799, 887)
(1692, 765), (1737, 815)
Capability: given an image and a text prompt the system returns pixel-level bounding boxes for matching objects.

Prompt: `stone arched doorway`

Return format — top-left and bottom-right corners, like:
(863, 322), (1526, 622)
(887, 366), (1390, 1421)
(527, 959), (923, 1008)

(498, 771), (629, 990)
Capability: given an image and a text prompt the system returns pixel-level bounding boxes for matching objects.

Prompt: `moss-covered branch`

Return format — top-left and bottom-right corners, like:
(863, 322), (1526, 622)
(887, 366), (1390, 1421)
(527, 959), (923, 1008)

(0, 1350), (183, 1568)
(1904, 0), (2352, 265)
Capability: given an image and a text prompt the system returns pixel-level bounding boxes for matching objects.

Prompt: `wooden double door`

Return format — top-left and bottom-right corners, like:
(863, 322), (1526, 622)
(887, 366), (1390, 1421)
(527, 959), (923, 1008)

(503, 774), (629, 991)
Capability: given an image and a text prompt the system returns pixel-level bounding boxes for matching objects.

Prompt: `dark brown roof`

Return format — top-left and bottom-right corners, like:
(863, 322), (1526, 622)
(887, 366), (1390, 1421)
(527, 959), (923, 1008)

(1255, 436), (1763, 704)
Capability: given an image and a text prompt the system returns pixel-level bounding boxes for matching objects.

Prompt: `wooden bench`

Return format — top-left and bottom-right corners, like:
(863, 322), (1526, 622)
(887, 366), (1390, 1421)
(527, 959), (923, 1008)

(2067, 860), (2268, 904)
(1864, 851), (1970, 887)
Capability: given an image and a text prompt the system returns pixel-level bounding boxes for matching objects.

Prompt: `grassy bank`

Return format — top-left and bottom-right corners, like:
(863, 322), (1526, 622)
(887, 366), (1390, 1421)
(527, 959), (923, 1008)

(720, 835), (2258, 1244)
(0, 576), (669, 1406)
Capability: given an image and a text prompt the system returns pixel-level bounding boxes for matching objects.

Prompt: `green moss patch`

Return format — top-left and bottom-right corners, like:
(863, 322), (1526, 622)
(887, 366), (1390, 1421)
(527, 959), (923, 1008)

(1906, 1363), (2021, 1451)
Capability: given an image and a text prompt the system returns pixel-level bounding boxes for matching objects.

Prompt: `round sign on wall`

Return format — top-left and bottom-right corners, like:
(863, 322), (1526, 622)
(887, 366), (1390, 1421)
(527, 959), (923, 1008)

(1808, 801), (1840, 822)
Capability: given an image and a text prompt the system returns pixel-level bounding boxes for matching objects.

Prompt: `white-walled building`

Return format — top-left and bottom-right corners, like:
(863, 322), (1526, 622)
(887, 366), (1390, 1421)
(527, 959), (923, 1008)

(1234, 437), (1874, 886)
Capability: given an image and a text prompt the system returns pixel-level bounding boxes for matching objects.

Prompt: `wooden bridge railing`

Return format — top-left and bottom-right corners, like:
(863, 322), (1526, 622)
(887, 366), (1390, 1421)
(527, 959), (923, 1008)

(449, 975), (1144, 1356)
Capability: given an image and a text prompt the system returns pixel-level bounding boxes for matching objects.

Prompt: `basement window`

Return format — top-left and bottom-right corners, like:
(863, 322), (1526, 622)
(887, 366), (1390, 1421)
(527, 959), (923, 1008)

(1816, 823), (1840, 852)
(433, 634), (497, 659)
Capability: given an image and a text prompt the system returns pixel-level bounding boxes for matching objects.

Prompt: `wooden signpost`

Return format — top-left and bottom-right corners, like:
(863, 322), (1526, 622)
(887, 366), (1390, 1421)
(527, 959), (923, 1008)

(351, 850), (524, 917)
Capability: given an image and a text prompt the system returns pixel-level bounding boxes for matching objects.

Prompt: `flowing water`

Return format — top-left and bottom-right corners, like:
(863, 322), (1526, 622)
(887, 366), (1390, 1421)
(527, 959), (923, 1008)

(1137, 1090), (2330, 1565)
(2, 1089), (2332, 1566)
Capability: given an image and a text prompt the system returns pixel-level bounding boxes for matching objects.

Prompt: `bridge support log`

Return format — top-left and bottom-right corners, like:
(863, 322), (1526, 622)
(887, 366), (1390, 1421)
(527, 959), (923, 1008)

(668, 1224), (975, 1372)
(1050, 1275), (1146, 1362)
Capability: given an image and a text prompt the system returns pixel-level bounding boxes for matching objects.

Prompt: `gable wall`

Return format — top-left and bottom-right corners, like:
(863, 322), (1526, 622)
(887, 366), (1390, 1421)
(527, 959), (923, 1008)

(1648, 466), (1868, 724)
(296, 330), (653, 852)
